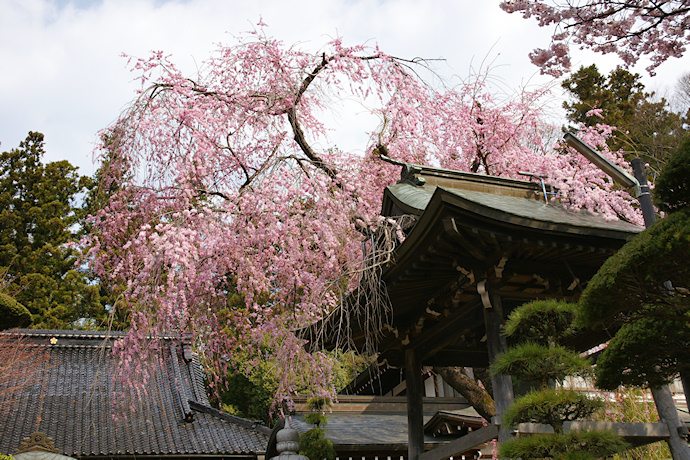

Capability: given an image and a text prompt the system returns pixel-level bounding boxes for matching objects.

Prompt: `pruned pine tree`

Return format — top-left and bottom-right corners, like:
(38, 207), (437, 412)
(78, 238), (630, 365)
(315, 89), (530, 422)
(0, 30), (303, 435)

(492, 300), (628, 459)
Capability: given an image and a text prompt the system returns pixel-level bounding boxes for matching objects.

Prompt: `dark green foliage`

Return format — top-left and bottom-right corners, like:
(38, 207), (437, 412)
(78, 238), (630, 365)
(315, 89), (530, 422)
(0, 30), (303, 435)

(596, 318), (690, 390)
(503, 388), (604, 433)
(298, 428), (335, 460)
(304, 413), (328, 427)
(0, 292), (30, 329)
(219, 359), (278, 425)
(654, 137), (690, 212)
(496, 300), (626, 456)
(299, 397), (335, 460)
(578, 208), (690, 329)
(578, 149), (690, 391)
(491, 343), (591, 386)
(0, 132), (105, 329)
(218, 349), (369, 426)
(499, 430), (629, 460)
(304, 397), (330, 427)
(562, 65), (644, 130)
(504, 300), (578, 346)
(562, 65), (688, 177)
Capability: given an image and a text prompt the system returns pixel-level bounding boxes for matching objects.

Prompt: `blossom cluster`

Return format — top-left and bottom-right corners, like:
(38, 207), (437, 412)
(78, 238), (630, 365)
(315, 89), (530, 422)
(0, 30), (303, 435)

(88, 26), (641, 403)
(501, 0), (690, 76)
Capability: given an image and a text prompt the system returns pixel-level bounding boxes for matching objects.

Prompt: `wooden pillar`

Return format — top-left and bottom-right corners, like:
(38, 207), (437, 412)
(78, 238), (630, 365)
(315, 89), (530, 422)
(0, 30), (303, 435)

(651, 385), (690, 460)
(405, 347), (424, 460)
(482, 290), (514, 443)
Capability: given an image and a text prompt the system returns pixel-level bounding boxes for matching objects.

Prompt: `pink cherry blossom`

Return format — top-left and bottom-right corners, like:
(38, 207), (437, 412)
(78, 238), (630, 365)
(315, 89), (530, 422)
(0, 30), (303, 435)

(501, 0), (690, 76)
(87, 26), (641, 404)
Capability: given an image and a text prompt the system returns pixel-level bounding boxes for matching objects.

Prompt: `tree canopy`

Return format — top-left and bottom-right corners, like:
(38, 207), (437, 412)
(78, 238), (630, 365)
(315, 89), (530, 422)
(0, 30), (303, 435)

(500, 1), (690, 76)
(577, 208), (690, 329)
(654, 136), (690, 211)
(0, 132), (103, 329)
(493, 300), (627, 459)
(578, 139), (690, 389)
(562, 65), (645, 129)
(561, 65), (688, 177)
(88, 28), (643, 399)
(0, 292), (30, 330)
(595, 317), (690, 389)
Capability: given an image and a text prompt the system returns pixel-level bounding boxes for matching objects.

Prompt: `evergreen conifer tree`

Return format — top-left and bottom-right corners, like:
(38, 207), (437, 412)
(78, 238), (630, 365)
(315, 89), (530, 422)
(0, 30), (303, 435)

(492, 300), (628, 459)
(0, 132), (104, 328)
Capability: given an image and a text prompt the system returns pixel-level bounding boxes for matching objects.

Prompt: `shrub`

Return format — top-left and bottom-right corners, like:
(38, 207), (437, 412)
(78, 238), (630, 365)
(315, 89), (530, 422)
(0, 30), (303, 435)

(299, 398), (335, 460)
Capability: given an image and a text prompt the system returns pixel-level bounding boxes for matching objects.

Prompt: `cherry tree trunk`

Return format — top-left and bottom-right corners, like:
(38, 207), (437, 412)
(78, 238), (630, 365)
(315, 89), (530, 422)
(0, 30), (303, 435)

(433, 367), (495, 422)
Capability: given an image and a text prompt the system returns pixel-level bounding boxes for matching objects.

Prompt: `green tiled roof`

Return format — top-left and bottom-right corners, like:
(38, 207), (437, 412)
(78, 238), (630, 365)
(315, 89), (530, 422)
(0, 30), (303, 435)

(386, 182), (643, 238)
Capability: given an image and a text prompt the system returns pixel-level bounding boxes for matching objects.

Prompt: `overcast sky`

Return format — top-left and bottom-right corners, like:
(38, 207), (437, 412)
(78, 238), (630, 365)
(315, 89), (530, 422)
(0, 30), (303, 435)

(2, 0), (689, 176)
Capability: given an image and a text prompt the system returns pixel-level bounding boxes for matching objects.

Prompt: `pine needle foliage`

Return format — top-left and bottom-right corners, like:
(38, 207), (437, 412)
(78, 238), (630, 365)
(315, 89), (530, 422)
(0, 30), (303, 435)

(0, 292), (30, 330)
(0, 132), (105, 329)
(654, 136), (690, 212)
(577, 208), (690, 330)
(578, 141), (690, 393)
(503, 299), (579, 346)
(495, 300), (628, 458)
(299, 397), (335, 460)
(502, 388), (603, 433)
(595, 317), (690, 390)
(491, 343), (592, 386)
(500, 430), (629, 460)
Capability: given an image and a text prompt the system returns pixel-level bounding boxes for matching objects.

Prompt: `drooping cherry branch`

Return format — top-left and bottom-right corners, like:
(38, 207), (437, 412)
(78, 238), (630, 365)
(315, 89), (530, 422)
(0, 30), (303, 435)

(501, 0), (690, 76)
(88, 26), (642, 407)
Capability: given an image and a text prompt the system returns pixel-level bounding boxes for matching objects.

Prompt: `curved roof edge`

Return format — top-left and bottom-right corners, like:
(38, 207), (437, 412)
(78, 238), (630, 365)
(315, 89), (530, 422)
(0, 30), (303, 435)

(384, 182), (643, 240)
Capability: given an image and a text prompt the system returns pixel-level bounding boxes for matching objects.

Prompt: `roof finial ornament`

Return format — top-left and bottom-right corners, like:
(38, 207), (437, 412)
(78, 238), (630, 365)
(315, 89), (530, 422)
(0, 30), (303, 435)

(270, 418), (309, 460)
(378, 152), (426, 186)
(15, 432), (59, 454)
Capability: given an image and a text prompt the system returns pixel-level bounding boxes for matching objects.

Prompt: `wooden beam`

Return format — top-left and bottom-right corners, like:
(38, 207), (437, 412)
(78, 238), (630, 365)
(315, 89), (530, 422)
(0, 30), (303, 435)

(405, 348), (424, 460)
(380, 348), (489, 368)
(496, 289), (566, 302)
(422, 349), (490, 368)
(518, 421), (669, 437)
(409, 299), (482, 360)
(419, 424), (499, 460)
(501, 259), (596, 282)
(649, 384), (690, 458)
(443, 217), (487, 261)
(516, 421), (670, 447)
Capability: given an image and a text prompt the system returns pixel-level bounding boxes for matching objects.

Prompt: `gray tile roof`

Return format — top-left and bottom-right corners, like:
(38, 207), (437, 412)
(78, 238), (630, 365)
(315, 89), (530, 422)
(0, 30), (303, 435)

(0, 329), (269, 458)
(291, 413), (419, 447)
(289, 408), (483, 451)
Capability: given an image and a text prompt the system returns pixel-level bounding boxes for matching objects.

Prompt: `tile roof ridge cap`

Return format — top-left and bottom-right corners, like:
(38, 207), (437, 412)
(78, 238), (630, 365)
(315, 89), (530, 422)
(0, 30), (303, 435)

(188, 400), (272, 435)
(0, 329), (187, 338)
(0, 328), (126, 338)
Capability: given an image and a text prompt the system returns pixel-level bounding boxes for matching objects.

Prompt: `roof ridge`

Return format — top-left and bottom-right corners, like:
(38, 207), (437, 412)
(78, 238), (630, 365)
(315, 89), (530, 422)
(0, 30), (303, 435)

(189, 400), (272, 435)
(0, 329), (183, 340)
(169, 343), (194, 422)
